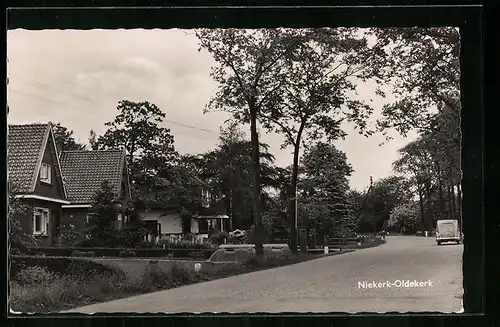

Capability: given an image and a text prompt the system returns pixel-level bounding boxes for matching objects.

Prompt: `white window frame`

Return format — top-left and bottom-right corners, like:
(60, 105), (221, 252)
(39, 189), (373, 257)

(40, 162), (52, 184)
(201, 188), (211, 208)
(33, 207), (50, 235)
(86, 213), (95, 225)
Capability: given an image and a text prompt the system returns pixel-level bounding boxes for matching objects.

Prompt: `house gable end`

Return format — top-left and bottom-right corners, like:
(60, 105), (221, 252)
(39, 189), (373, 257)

(30, 124), (50, 193)
(33, 123), (67, 200)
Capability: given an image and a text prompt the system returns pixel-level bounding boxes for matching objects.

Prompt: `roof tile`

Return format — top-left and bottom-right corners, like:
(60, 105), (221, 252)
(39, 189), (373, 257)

(8, 123), (49, 193)
(59, 149), (126, 204)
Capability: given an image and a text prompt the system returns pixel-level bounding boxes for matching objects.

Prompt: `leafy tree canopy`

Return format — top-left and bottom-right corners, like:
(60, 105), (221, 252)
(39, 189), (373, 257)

(52, 122), (87, 153)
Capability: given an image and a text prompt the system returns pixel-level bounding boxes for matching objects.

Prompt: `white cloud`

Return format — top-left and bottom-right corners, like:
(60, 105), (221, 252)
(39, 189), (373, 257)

(7, 28), (420, 191)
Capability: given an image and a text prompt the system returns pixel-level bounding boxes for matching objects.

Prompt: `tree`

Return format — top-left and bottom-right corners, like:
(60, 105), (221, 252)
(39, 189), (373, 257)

(8, 184), (37, 252)
(195, 123), (281, 231)
(348, 189), (366, 232)
(196, 29), (311, 255)
(197, 28), (379, 254)
(370, 27), (460, 140)
(257, 28), (379, 253)
(386, 202), (420, 233)
(393, 109), (461, 231)
(56, 215), (84, 246)
(96, 100), (178, 198)
(52, 122), (87, 153)
(393, 139), (435, 230)
(115, 202), (149, 247)
(298, 142), (356, 240)
(88, 129), (99, 150)
(369, 27), (461, 230)
(84, 180), (120, 246)
(358, 176), (410, 233)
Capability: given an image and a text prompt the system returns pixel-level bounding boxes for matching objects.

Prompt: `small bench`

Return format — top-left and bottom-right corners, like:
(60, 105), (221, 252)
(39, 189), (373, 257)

(326, 238), (361, 250)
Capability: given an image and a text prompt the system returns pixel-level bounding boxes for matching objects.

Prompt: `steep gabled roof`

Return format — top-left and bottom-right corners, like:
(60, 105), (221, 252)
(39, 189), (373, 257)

(8, 122), (67, 197)
(59, 149), (130, 204)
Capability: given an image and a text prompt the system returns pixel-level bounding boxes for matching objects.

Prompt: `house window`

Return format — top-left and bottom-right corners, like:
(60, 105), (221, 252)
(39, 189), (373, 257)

(40, 163), (52, 184)
(201, 188), (211, 208)
(86, 213), (97, 225)
(33, 208), (49, 235)
(198, 219), (209, 234)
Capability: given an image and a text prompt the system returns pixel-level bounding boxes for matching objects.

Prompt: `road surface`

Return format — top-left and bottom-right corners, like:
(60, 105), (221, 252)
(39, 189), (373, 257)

(64, 236), (463, 313)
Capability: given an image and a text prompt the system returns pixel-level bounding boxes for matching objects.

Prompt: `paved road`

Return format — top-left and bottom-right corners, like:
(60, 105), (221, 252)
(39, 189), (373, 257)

(64, 236), (463, 313)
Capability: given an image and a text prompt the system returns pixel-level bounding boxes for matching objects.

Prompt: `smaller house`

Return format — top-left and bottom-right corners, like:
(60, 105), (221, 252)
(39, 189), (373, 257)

(140, 176), (229, 243)
(59, 149), (132, 232)
(8, 123), (70, 246)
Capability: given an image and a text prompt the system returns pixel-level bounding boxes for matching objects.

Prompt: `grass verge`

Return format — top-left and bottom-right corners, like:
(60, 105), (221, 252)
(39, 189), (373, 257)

(9, 249), (351, 313)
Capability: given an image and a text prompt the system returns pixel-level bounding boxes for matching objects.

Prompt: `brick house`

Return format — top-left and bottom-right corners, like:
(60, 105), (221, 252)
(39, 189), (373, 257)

(8, 122), (224, 245)
(59, 149), (132, 231)
(8, 123), (70, 246)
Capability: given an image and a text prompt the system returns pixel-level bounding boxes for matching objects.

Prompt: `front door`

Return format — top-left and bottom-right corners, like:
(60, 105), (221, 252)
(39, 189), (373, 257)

(182, 217), (192, 234)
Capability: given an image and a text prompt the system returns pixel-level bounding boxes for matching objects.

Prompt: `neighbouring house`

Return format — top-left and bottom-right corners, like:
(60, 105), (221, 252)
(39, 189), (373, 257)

(59, 148), (132, 233)
(140, 176), (229, 243)
(8, 123), (70, 246)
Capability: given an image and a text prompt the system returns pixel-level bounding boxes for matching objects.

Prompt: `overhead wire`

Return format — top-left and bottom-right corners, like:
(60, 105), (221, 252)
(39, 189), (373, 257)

(8, 74), (220, 135)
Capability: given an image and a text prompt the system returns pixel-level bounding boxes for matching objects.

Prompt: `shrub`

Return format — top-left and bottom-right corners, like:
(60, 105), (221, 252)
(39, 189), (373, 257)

(56, 222), (84, 247)
(158, 238), (215, 250)
(170, 262), (196, 285)
(137, 262), (171, 291)
(75, 237), (113, 248)
(114, 224), (150, 248)
(187, 251), (206, 259)
(15, 266), (59, 286)
(9, 271), (127, 313)
(227, 234), (245, 244)
(10, 279), (73, 312)
(8, 188), (38, 251)
(10, 256), (124, 282)
(118, 250), (137, 258)
(209, 232), (229, 245)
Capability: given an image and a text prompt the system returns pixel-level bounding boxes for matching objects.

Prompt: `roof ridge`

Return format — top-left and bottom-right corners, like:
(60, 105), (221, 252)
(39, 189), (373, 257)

(8, 122), (50, 127)
(61, 149), (125, 153)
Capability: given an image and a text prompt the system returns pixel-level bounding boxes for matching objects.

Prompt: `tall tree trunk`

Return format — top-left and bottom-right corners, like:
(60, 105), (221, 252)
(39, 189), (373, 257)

(288, 123), (305, 255)
(446, 167), (455, 219)
(417, 185), (425, 230)
(249, 104), (264, 256)
(229, 187), (233, 231)
(425, 185), (433, 231)
(434, 162), (446, 220)
(450, 184), (456, 221)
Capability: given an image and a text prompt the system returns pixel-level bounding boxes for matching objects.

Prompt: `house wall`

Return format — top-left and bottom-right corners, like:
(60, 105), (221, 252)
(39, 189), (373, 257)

(142, 211), (183, 235)
(141, 211), (199, 235)
(191, 219), (199, 234)
(19, 199), (63, 247)
(61, 208), (89, 232)
(33, 136), (65, 200)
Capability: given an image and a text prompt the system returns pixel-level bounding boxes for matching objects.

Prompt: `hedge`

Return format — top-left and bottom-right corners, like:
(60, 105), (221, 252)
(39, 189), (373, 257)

(23, 247), (215, 259)
(9, 255), (125, 281)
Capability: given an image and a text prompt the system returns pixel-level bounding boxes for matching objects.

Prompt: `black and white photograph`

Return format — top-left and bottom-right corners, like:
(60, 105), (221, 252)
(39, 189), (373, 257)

(7, 26), (463, 314)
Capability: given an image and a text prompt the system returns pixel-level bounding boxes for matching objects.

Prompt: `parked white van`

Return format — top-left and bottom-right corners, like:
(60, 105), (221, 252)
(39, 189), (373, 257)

(436, 219), (462, 245)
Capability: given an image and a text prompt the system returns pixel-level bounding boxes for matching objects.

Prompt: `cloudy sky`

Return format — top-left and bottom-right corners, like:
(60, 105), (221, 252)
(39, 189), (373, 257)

(7, 29), (417, 191)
